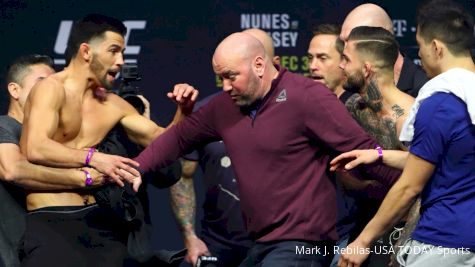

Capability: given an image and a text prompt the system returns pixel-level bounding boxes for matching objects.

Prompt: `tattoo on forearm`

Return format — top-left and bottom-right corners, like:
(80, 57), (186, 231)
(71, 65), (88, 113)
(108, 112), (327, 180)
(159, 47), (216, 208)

(170, 177), (196, 232)
(393, 198), (421, 256)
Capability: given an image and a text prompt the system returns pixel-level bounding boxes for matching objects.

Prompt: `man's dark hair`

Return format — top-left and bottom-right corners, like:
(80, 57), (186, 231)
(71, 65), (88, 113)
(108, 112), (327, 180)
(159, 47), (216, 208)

(312, 24), (344, 54)
(313, 24), (341, 36)
(65, 14), (127, 64)
(417, 0), (474, 56)
(6, 54), (54, 85)
(348, 26), (399, 71)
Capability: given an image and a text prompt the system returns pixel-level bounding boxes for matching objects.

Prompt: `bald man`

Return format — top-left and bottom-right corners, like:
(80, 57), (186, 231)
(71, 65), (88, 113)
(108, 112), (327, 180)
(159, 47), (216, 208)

(135, 32), (401, 266)
(341, 3), (428, 97)
(169, 27), (282, 267)
(170, 29), (279, 267)
(243, 28), (280, 65)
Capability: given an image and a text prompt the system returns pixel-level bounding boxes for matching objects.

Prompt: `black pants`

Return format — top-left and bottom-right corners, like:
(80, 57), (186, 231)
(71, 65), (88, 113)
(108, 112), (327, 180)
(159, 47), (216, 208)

(21, 204), (128, 267)
(239, 240), (334, 267)
(206, 243), (249, 267)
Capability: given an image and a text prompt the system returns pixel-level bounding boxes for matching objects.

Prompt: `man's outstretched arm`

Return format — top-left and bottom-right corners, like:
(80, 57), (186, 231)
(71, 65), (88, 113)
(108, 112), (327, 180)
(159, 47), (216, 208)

(120, 83), (199, 147)
(0, 142), (104, 190)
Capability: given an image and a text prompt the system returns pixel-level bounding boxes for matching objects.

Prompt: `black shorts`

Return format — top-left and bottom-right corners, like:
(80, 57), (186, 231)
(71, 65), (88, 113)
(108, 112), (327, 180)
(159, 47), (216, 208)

(21, 204), (128, 267)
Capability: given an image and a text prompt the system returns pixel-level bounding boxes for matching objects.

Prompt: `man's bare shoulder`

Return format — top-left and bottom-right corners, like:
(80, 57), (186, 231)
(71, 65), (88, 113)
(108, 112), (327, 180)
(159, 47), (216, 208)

(29, 73), (66, 102)
(91, 92), (139, 123)
(105, 93), (139, 113)
(393, 88), (415, 140)
(396, 90), (415, 111)
(392, 89), (415, 120)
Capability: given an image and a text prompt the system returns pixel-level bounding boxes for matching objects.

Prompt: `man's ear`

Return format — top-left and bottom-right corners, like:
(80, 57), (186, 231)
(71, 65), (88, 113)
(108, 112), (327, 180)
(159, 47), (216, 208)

(432, 39), (444, 58)
(363, 61), (373, 79)
(253, 56), (265, 77)
(79, 43), (92, 62)
(7, 82), (21, 100)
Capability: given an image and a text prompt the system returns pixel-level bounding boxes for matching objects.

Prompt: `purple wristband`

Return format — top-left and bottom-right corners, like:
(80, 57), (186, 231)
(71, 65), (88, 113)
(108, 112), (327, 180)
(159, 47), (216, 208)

(84, 148), (96, 167)
(82, 170), (93, 187)
(375, 146), (383, 161)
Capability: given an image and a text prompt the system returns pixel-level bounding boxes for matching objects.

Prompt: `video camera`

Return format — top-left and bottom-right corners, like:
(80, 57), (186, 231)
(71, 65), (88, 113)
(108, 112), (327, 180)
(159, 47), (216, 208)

(118, 63), (145, 114)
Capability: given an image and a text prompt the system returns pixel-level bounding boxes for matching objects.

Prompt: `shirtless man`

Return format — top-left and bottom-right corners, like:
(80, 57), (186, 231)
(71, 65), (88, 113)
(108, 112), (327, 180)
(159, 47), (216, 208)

(0, 54), (108, 267)
(340, 26), (413, 150)
(339, 26), (414, 266)
(19, 14), (198, 266)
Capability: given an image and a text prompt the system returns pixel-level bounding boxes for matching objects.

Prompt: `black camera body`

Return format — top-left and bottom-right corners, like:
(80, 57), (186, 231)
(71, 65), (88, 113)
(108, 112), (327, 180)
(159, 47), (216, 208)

(118, 64), (145, 114)
(195, 255), (219, 267)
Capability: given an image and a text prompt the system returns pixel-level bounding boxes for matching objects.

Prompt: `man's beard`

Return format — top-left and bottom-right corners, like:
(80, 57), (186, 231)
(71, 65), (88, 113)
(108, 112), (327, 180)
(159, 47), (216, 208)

(343, 70), (365, 94)
(232, 74), (261, 107)
(91, 56), (113, 90)
(233, 94), (254, 107)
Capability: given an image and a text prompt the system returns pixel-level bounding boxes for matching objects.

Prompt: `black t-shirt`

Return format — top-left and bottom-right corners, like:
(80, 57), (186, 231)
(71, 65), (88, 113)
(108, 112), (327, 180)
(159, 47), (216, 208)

(0, 115), (26, 267)
(0, 116), (21, 145)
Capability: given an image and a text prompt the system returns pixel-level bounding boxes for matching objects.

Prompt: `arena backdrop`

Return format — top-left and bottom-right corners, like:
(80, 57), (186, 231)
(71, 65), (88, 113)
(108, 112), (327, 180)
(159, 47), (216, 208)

(1, 0), (474, 251)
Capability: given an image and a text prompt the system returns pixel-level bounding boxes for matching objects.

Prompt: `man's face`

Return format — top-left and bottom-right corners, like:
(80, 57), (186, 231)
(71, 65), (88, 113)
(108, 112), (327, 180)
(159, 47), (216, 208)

(340, 41), (366, 93)
(212, 55), (262, 107)
(307, 34), (345, 91)
(18, 64), (55, 107)
(416, 29), (437, 78)
(89, 31), (125, 90)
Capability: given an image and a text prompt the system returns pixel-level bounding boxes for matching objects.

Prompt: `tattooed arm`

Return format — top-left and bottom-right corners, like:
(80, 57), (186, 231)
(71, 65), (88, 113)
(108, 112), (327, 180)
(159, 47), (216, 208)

(170, 159), (210, 265)
(347, 81), (404, 150)
(389, 198), (421, 267)
(399, 198), (421, 240)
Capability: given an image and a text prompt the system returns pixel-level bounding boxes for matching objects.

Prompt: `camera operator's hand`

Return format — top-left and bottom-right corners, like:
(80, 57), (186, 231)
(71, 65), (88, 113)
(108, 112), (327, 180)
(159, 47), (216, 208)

(136, 95), (151, 119)
(167, 83), (199, 115)
(183, 234), (211, 266)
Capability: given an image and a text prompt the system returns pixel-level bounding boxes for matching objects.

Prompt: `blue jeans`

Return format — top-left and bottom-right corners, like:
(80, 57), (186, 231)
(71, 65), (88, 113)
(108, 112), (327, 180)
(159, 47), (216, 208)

(239, 240), (334, 267)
